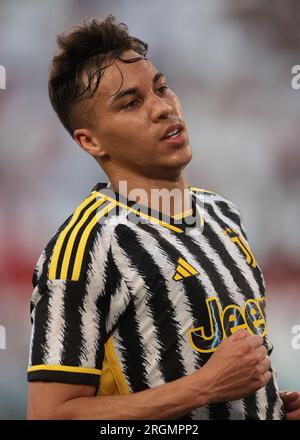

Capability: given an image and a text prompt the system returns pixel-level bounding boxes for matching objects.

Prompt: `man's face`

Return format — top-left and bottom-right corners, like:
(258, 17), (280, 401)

(87, 50), (192, 179)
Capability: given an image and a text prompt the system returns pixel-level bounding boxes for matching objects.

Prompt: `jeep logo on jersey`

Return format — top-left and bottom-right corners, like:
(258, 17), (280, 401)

(189, 296), (267, 353)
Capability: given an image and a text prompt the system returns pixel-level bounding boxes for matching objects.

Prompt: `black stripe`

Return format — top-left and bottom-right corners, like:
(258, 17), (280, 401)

(115, 224), (187, 385)
(113, 227), (161, 391)
(137, 222), (207, 368)
(243, 394), (260, 419)
(55, 197), (99, 279)
(201, 207), (261, 419)
(93, 240), (115, 371)
(206, 203), (259, 302)
(213, 198), (267, 298)
(27, 369), (100, 386)
(137, 221), (234, 419)
(60, 224), (111, 368)
(265, 370), (286, 420)
(30, 286), (51, 365)
(117, 301), (149, 392)
(215, 200), (248, 239)
(56, 280), (82, 366)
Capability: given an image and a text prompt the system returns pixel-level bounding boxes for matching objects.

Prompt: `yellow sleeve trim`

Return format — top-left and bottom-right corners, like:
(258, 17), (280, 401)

(27, 364), (102, 375)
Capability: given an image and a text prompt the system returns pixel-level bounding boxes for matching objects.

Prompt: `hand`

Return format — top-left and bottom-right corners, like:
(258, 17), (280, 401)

(200, 329), (272, 403)
(280, 390), (300, 420)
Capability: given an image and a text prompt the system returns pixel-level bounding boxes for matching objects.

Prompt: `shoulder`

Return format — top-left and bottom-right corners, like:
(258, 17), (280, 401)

(33, 190), (121, 286)
(190, 186), (239, 211)
(190, 186), (247, 237)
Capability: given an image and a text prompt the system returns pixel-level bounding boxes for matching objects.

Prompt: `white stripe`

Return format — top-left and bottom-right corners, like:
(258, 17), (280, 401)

(190, 405), (210, 420)
(255, 387), (268, 419)
(205, 198), (273, 419)
(35, 250), (46, 280)
(228, 400), (246, 420)
(111, 230), (165, 387)
(126, 222), (200, 376)
(28, 285), (40, 366)
(206, 210), (260, 307)
(205, 204), (260, 304)
(43, 280), (66, 364)
(111, 328), (133, 393)
(271, 371), (284, 420)
(80, 224), (114, 367)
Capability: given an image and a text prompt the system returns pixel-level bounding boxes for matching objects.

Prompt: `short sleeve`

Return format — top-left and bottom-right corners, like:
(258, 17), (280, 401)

(27, 196), (131, 387)
(28, 274), (110, 386)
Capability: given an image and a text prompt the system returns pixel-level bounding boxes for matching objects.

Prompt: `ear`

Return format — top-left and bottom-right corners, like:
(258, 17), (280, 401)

(74, 128), (107, 158)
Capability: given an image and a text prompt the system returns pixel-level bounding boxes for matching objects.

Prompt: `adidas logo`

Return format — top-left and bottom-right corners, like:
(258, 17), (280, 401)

(173, 257), (199, 281)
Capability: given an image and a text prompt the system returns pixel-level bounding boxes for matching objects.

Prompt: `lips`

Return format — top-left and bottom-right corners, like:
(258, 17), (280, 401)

(160, 122), (185, 140)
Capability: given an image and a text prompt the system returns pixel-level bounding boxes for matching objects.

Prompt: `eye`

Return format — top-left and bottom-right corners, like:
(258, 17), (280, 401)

(122, 99), (139, 110)
(156, 85), (169, 94)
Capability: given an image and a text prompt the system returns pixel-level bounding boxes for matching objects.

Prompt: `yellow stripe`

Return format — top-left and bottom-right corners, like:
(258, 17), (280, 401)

(49, 193), (98, 280)
(105, 336), (130, 395)
(176, 265), (191, 278)
(190, 187), (215, 194)
(171, 209), (193, 220)
(173, 273), (183, 281)
(27, 364), (101, 375)
(195, 204), (205, 228)
(239, 236), (257, 268)
(178, 257), (198, 275)
(95, 191), (183, 233)
(60, 197), (107, 279)
(98, 349), (119, 396)
(71, 202), (116, 281)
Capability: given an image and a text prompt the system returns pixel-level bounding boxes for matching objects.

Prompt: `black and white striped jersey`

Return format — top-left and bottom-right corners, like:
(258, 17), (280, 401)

(27, 182), (286, 420)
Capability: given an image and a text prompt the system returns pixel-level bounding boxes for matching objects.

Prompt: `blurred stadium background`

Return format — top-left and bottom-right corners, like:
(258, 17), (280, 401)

(0, 0), (299, 419)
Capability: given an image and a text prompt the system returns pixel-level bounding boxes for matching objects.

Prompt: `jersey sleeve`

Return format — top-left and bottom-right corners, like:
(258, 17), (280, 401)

(211, 192), (249, 241)
(27, 194), (130, 387)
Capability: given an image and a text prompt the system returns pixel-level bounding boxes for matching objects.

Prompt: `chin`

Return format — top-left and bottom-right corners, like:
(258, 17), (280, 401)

(172, 144), (193, 168)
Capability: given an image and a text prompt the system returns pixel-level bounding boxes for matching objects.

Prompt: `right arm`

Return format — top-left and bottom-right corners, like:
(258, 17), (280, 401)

(28, 330), (271, 420)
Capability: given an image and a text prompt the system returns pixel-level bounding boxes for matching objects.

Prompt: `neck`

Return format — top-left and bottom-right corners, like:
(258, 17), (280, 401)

(106, 169), (191, 218)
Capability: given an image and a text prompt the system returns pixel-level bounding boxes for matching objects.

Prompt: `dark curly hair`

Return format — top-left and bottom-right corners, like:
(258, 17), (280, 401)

(48, 14), (148, 137)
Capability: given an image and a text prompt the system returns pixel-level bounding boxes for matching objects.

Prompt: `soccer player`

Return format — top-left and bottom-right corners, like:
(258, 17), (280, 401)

(27, 15), (300, 420)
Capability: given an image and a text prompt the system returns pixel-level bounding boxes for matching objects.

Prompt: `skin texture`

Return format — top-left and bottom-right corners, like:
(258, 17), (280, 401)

(279, 391), (300, 420)
(74, 50), (193, 216)
(28, 329), (274, 419)
(27, 50), (300, 420)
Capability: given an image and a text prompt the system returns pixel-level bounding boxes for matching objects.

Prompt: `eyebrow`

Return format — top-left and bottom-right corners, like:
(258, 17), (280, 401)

(111, 71), (165, 102)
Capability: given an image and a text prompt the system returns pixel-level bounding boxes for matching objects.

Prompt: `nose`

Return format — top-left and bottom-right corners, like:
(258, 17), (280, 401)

(149, 94), (174, 122)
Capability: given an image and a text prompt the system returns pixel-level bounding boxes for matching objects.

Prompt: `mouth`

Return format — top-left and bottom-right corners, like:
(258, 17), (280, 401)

(160, 123), (186, 145)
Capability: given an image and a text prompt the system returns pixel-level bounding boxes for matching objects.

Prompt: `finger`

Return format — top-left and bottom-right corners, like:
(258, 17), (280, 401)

(280, 391), (300, 402)
(255, 345), (267, 362)
(256, 357), (271, 374)
(253, 370), (272, 389)
(245, 334), (264, 350)
(286, 408), (300, 420)
(284, 399), (300, 412)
